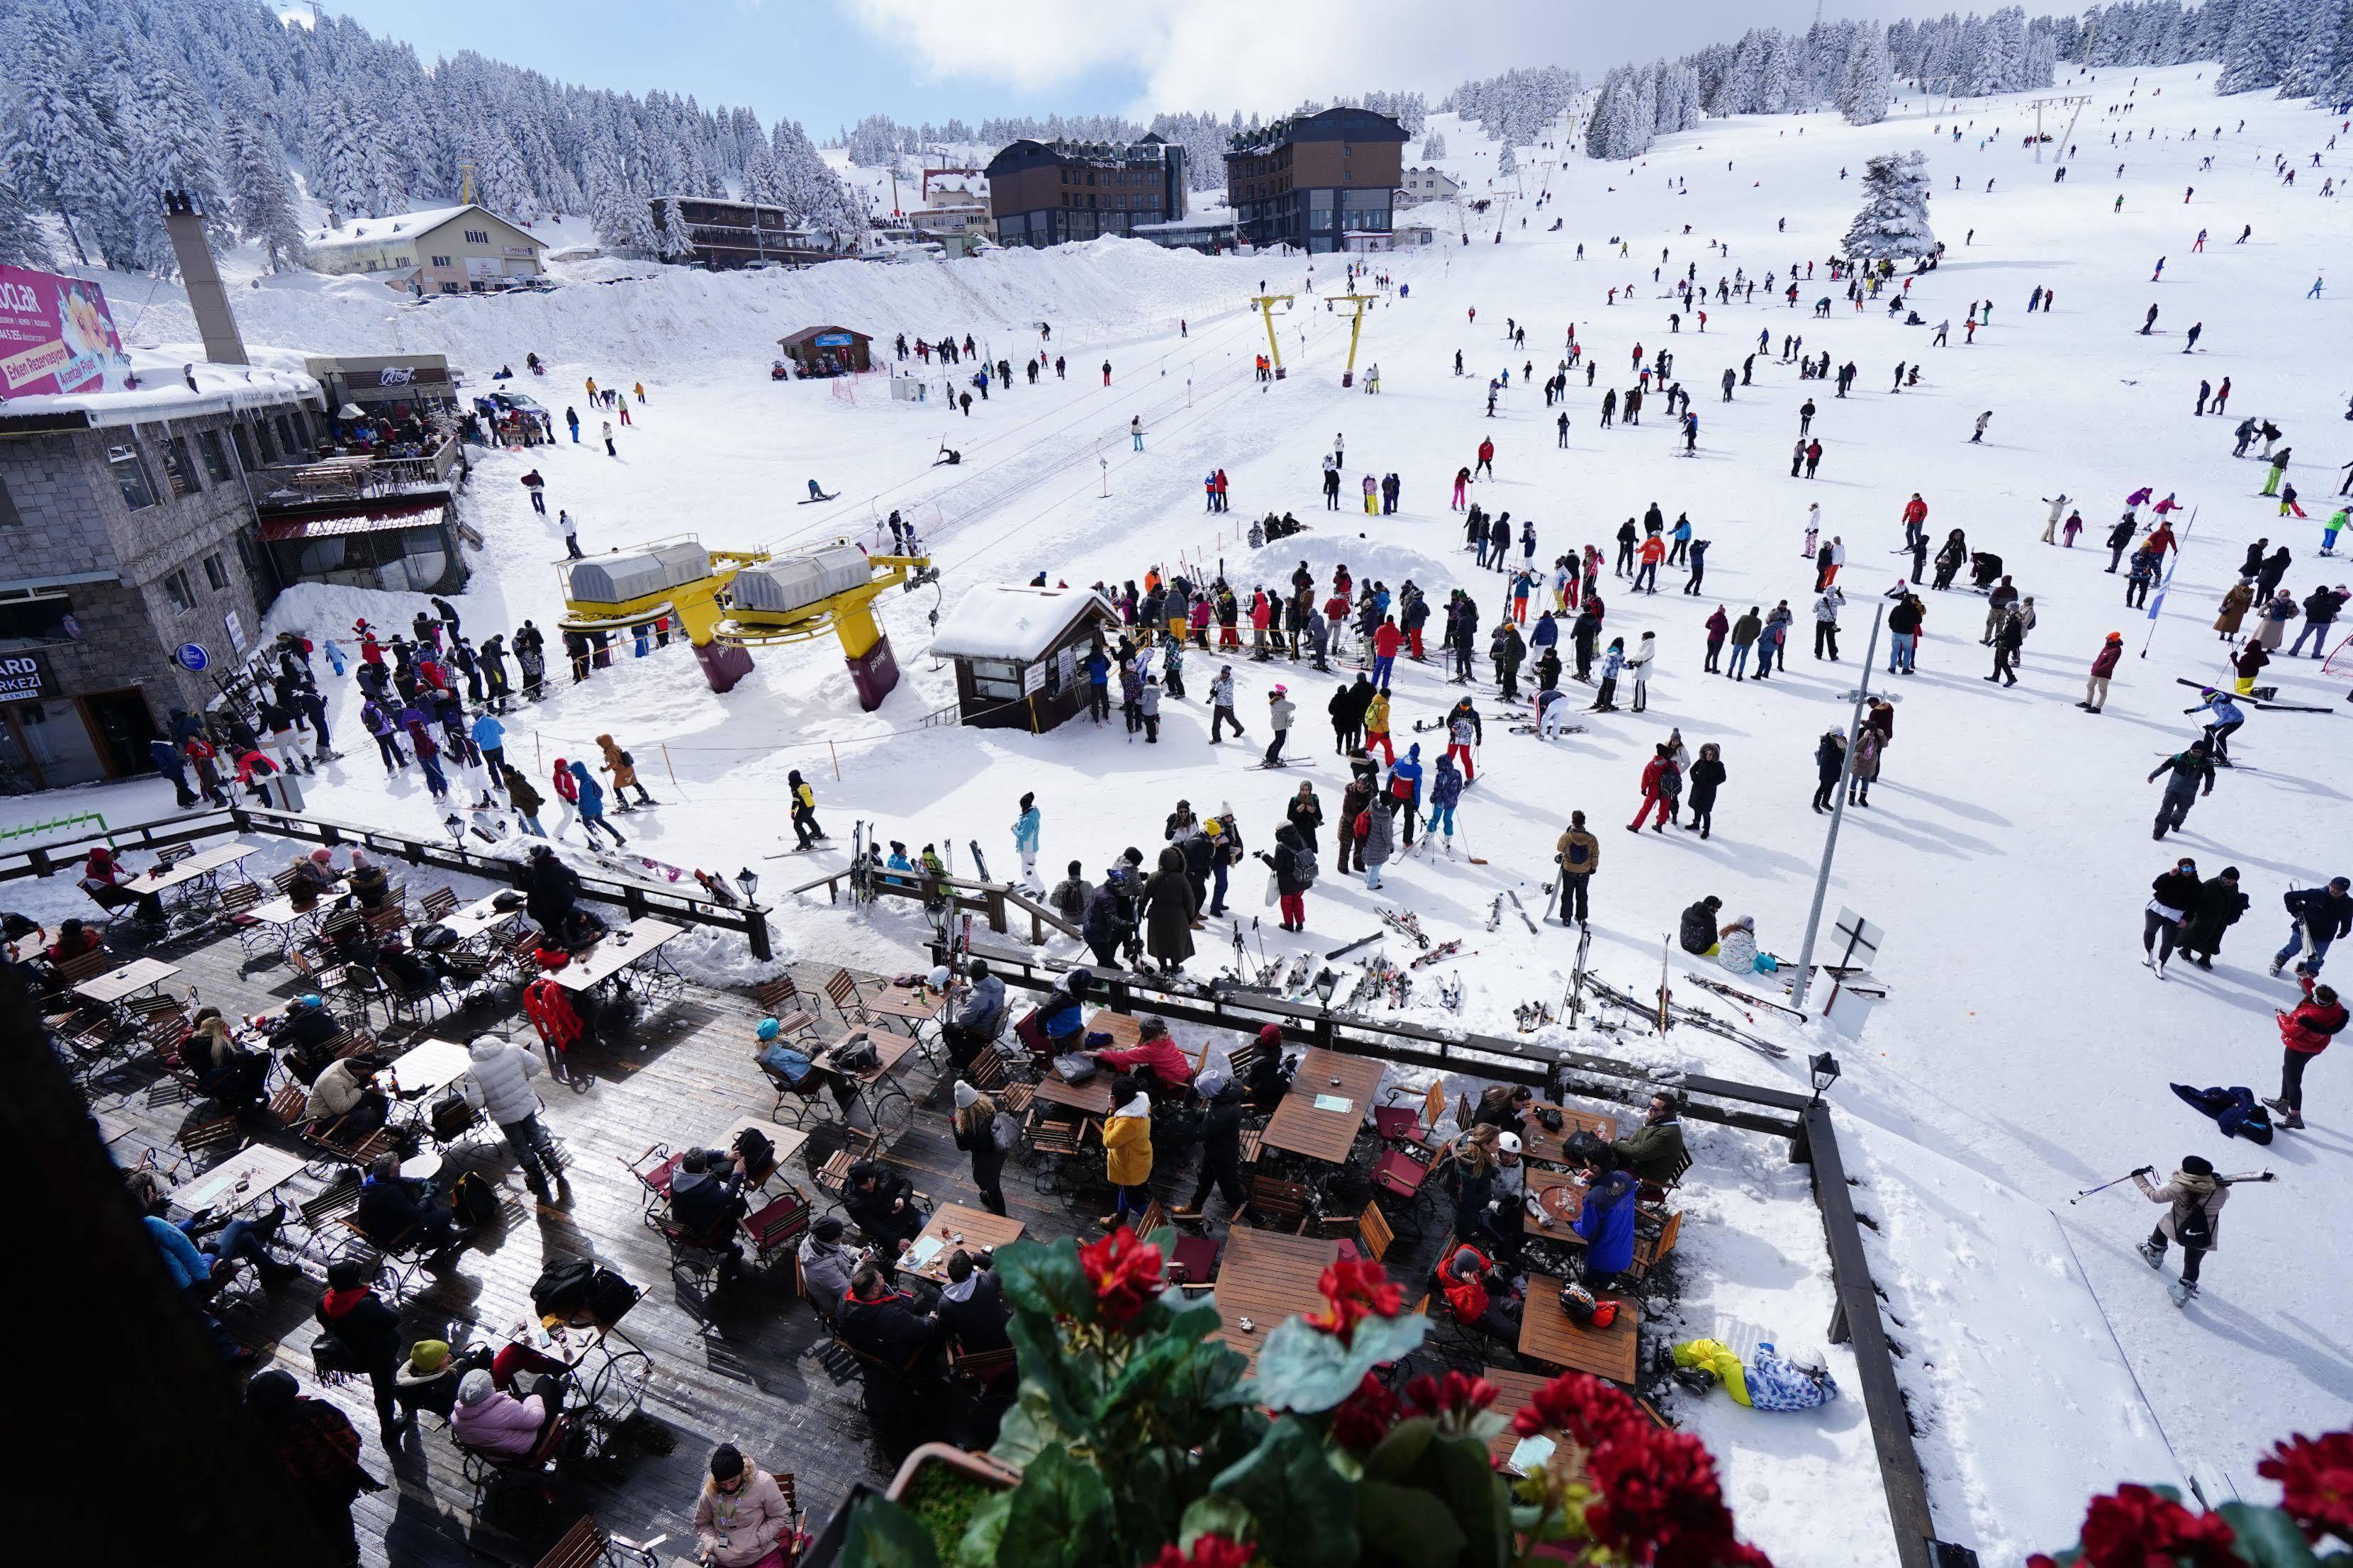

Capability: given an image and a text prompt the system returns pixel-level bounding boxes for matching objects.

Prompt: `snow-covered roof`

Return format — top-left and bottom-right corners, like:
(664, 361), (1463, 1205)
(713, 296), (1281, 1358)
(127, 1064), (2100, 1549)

(0, 345), (320, 427)
(301, 204), (544, 255)
(930, 584), (1112, 662)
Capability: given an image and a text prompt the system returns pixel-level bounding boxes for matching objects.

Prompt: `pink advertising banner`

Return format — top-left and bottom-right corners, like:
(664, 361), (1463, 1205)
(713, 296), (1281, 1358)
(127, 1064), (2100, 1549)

(0, 265), (133, 398)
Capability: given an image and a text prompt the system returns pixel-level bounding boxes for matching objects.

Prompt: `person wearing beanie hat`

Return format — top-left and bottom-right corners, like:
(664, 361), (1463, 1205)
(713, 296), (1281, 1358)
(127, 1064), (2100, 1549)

(451, 1361), (563, 1457)
(247, 1368), (379, 1558)
(2133, 1155), (2229, 1304)
(317, 1256), (410, 1443)
(798, 1215), (862, 1316)
(396, 1339), (465, 1418)
(1175, 1067), (1246, 1222)
(696, 1445), (793, 1566)
(951, 1078), (1013, 1214)
(1243, 1024), (1294, 1109)
(941, 957), (1007, 1070)
(2179, 866), (2249, 970)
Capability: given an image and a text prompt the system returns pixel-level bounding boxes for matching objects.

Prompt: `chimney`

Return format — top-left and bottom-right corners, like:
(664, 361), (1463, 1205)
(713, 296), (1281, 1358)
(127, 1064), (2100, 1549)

(160, 189), (249, 366)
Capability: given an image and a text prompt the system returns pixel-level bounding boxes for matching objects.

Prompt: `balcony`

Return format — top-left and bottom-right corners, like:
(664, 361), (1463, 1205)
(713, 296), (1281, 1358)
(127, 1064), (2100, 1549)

(245, 432), (466, 512)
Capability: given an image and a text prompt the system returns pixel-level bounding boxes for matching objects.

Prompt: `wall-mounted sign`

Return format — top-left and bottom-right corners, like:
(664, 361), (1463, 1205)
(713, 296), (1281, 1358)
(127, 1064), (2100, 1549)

(223, 610), (247, 654)
(813, 332), (856, 347)
(0, 652), (49, 700)
(0, 265), (132, 398)
(174, 642), (211, 673)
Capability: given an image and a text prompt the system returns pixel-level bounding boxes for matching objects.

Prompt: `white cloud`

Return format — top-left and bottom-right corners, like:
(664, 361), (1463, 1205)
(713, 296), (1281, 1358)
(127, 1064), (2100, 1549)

(837, 0), (1945, 114)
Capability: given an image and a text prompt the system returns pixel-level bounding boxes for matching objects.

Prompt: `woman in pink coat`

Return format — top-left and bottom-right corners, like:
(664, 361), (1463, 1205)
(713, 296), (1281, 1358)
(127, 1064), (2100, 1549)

(695, 1444), (795, 1567)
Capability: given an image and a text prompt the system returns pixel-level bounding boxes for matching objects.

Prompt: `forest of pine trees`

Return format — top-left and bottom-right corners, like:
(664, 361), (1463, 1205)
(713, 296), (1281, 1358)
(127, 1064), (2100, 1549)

(0, 0), (867, 274)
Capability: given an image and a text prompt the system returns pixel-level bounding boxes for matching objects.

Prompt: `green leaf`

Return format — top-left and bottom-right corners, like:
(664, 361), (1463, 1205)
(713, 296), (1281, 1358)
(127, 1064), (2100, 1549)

(1430, 1430), (1514, 1568)
(951, 1491), (1012, 1568)
(1164, 1295), (1228, 1345)
(996, 1236), (1097, 1326)
(2218, 1503), (2325, 1568)
(997, 1443), (1114, 1568)
(1179, 1492), (1260, 1550)
(1357, 1477), (1470, 1567)
(1363, 1416), (1438, 1484)
(991, 1383), (1078, 1469)
(1243, 1311), (1429, 1413)
(1213, 1418), (1360, 1568)
(838, 1496), (943, 1568)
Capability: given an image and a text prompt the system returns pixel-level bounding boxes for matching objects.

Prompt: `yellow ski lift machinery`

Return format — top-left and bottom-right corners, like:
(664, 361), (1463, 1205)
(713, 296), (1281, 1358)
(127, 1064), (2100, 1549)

(1327, 293), (1373, 387)
(557, 535), (934, 709)
(1251, 293), (1295, 379)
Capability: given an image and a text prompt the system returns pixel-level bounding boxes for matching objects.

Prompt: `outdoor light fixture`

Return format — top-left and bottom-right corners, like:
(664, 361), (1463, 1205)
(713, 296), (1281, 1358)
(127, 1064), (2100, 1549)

(1314, 967), (1339, 1010)
(1809, 1051), (1842, 1099)
(734, 867), (760, 905)
(442, 812), (464, 846)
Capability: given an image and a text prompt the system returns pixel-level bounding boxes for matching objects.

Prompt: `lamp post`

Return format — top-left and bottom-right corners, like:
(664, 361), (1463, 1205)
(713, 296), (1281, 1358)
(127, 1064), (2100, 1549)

(1313, 967), (1339, 1014)
(442, 812), (464, 849)
(1791, 603), (1890, 1012)
(734, 867), (761, 907)
(1809, 1051), (1842, 1104)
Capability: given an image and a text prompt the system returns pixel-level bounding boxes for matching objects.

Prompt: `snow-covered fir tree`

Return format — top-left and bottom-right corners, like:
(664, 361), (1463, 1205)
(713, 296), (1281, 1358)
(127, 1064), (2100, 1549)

(0, 174), (52, 269)
(1419, 131), (1447, 160)
(220, 91), (303, 271)
(1840, 22), (1896, 124)
(2216, 0), (2298, 91)
(656, 196), (696, 259)
(1495, 142), (1516, 177)
(1842, 151), (1937, 260)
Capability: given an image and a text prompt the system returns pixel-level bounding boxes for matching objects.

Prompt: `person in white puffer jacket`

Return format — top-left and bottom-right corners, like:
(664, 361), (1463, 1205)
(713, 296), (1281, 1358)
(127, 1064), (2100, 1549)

(461, 1035), (557, 1198)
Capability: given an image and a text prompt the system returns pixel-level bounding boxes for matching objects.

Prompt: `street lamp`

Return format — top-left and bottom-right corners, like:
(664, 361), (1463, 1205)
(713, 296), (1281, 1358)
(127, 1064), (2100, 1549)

(1809, 1051), (1842, 1102)
(1313, 967), (1339, 1012)
(442, 812), (464, 847)
(734, 867), (761, 906)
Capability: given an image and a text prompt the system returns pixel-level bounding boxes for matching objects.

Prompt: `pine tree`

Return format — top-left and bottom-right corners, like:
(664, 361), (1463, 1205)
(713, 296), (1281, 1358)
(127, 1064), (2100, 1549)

(588, 157), (657, 257)
(0, 174), (53, 269)
(1842, 151), (1937, 260)
(120, 45), (233, 271)
(2218, 0), (2297, 91)
(656, 195), (696, 260)
(220, 94), (305, 271)
(2276, 0), (2353, 96)
(2, 6), (104, 264)
(1840, 22), (1896, 124)
(1420, 131), (1447, 159)
(1496, 141), (1517, 177)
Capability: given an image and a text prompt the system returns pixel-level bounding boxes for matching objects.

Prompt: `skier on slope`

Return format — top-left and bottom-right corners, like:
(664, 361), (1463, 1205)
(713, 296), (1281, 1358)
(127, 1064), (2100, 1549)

(2132, 1155), (2227, 1306)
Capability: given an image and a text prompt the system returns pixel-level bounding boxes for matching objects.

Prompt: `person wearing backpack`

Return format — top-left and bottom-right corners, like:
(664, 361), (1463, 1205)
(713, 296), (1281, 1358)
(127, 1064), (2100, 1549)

(1261, 822), (1315, 931)
(2132, 1155), (2228, 1306)
(462, 1034), (556, 1199)
(596, 733), (656, 810)
(1554, 811), (1599, 925)
(317, 1257), (411, 1445)
(951, 1082), (1017, 1214)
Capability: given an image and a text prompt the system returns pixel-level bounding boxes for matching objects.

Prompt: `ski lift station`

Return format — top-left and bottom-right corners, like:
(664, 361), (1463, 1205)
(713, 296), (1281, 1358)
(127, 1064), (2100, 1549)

(927, 584), (1118, 732)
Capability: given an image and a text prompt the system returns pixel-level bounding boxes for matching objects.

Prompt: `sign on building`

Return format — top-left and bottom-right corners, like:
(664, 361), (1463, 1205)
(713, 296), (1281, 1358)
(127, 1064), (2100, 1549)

(0, 653), (50, 700)
(0, 265), (133, 398)
(223, 610), (247, 654)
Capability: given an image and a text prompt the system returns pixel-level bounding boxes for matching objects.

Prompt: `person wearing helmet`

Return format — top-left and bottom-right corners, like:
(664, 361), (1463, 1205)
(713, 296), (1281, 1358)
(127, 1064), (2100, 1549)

(2082, 630), (2125, 712)
(1489, 1129), (1529, 1266)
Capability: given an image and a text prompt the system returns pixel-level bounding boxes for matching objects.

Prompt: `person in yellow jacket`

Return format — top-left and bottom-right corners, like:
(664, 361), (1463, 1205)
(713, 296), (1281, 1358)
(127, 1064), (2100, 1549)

(1363, 689), (1395, 766)
(1100, 1081), (1154, 1228)
(786, 769), (827, 850)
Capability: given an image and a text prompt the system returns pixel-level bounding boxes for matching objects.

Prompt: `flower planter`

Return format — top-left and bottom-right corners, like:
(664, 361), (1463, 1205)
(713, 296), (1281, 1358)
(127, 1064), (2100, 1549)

(885, 1443), (1023, 1562)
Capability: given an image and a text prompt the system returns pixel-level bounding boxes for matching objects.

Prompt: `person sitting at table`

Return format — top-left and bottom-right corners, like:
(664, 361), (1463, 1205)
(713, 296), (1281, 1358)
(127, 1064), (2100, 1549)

(1037, 969), (1086, 1058)
(1175, 1068), (1248, 1223)
(267, 995), (348, 1085)
(4, 909), (45, 973)
(188, 1007), (270, 1109)
(79, 845), (165, 925)
(1613, 1091), (1688, 1185)
(1088, 1015), (1195, 1092)
(1241, 1023), (1294, 1111)
(393, 1339), (473, 1420)
(287, 850), (340, 906)
(1101, 1075), (1155, 1230)
(1487, 1131), (1530, 1267)
(1572, 1146), (1641, 1289)
(1436, 1236), (1524, 1344)
(798, 1216), (864, 1319)
(523, 844), (581, 935)
(668, 1148), (749, 1278)
(342, 860), (392, 912)
(1450, 1124), (1503, 1241)
(45, 916), (105, 967)
(844, 1158), (928, 1250)
(1473, 1084), (1535, 1136)
(934, 1248), (1012, 1357)
(940, 959), (1008, 1070)
(451, 1366), (564, 1458)
(132, 1167), (301, 1294)
(837, 1263), (938, 1367)
(374, 932), (454, 996)
(354, 1151), (464, 1254)
(304, 1055), (389, 1136)
(695, 1445), (795, 1568)
(317, 1257), (412, 1441)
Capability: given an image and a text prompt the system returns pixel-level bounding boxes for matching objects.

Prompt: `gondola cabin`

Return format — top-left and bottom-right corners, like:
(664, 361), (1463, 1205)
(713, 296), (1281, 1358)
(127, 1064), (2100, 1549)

(929, 584), (1117, 732)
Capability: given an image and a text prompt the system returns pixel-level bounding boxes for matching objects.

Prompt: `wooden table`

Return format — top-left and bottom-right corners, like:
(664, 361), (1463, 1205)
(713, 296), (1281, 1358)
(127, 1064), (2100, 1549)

(138, 845), (257, 906)
(721, 1118), (810, 1187)
(1483, 1366), (1589, 1479)
(862, 979), (946, 1034)
(1035, 1059), (1114, 1116)
(74, 956), (180, 1006)
(903, 1204), (1024, 1284)
(177, 1143), (311, 1215)
(244, 895), (319, 955)
(1079, 1009), (1144, 1049)
(1518, 1275), (1641, 1385)
(1262, 1047), (1385, 1163)
(1521, 1101), (1620, 1165)
(1526, 1166), (1588, 1229)
(436, 892), (520, 946)
(818, 1030), (918, 1129)
(556, 917), (685, 993)
(385, 1036), (474, 1097)
(1210, 1228), (1341, 1372)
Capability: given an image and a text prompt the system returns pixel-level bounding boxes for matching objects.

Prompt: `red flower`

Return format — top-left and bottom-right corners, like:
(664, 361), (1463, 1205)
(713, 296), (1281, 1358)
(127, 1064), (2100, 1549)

(1403, 1370), (1500, 1434)
(1307, 1255), (1404, 1347)
(2073, 1484), (2237, 1567)
(1150, 1533), (1256, 1568)
(2025, 1558), (2059, 1568)
(2257, 1430), (2353, 1542)
(1078, 1226), (1165, 1331)
(1330, 1372), (1402, 1454)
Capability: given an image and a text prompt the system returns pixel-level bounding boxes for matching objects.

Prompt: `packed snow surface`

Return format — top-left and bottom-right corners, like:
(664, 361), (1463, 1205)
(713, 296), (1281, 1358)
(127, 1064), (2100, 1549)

(13, 66), (2352, 1565)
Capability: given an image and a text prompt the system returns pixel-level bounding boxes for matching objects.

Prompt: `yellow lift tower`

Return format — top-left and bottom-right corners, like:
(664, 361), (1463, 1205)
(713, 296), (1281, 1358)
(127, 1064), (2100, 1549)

(1329, 293), (1374, 387)
(1250, 293), (1295, 379)
(559, 537), (933, 709)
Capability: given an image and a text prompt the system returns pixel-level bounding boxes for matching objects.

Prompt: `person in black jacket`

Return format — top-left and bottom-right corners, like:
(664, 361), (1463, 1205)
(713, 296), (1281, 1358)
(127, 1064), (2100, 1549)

(354, 1153), (464, 1254)
(2149, 741), (2215, 839)
(844, 1159), (927, 1248)
(2180, 867), (2249, 969)
(933, 1250), (1011, 1355)
(2274, 875), (2353, 978)
(1081, 878), (1133, 968)
(2144, 857), (2203, 973)
(1176, 1070), (1247, 1219)
(837, 1264), (937, 1368)
(523, 845), (580, 935)
(951, 1083), (1012, 1214)
(1679, 895), (1723, 954)
(317, 1258), (411, 1441)
(1261, 824), (1314, 932)
(1329, 674), (1371, 753)
(669, 1148), (748, 1241)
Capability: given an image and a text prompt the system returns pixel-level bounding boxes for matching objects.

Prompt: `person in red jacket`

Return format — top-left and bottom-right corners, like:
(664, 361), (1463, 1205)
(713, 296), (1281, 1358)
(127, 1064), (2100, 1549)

(1475, 436), (1496, 478)
(1370, 617), (1404, 688)
(1628, 742), (1674, 833)
(1088, 1015), (1194, 1090)
(2267, 973), (2344, 1129)
(1901, 492), (1929, 551)
(2081, 631), (2125, 712)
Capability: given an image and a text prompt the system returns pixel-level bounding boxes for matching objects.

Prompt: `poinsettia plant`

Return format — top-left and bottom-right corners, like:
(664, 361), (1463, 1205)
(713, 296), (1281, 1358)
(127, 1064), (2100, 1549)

(837, 1225), (1772, 1568)
(2028, 1430), (2353, 1568)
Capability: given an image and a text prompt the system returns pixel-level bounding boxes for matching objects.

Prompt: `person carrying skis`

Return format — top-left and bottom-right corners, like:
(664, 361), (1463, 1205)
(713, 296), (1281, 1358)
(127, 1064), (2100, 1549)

(2272, 876), (2353, 979)
(2267, 972), (2345, 1129)
(2132, 1155), (2227, 1305)
(2147, 739), (2215, 839)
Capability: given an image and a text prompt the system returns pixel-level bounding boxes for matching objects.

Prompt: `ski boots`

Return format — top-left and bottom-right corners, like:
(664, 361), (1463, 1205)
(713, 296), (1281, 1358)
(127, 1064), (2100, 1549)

(2135, 1238), (2165, 1269)
(2167, 1278), (2198, 1308)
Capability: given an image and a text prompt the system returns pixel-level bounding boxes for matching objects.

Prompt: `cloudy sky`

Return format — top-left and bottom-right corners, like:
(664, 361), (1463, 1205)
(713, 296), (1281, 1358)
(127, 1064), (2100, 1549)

(328, 0), (1963, 130)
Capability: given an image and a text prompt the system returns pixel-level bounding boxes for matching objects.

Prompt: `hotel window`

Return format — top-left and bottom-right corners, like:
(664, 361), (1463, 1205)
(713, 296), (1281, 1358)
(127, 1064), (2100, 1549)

(431, 254), (452, 267)
(107, 443), (157, 510)
(161, 435), (201, 496)
(196, 429), (231, 483)
(203, 553), (230, 591)
(163, 568), (196, 615)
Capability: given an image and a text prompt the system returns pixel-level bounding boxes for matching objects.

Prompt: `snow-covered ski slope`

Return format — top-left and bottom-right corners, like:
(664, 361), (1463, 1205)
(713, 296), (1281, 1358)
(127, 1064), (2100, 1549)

(19, 65), (2352, 1562)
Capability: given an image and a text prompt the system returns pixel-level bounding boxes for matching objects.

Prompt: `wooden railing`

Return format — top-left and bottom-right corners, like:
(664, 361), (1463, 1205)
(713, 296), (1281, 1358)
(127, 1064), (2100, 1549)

(785, 866), (1081, 946)
(246, 433), (466, 509)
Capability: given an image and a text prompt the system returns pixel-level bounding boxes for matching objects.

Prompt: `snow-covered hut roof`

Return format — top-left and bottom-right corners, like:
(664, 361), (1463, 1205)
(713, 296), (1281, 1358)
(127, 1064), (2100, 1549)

(929, 584), (1114, 663)
(302, 204), (544, 255)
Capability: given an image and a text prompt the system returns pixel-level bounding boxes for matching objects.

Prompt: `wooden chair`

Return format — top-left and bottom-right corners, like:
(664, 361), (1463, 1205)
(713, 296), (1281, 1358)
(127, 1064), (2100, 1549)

(262, 1084), (312, 1133)
(420, 886), (460, 922)
(155, 844), (194, 870)
(813, 1129), (881, 1203)
(50, 946), (116, 990)
(753, 974), (822, 1037)
(363, 905), (408, 941)
(961, 1045), (1035, 1118)
(1354, 1201), (1395, 1264)
(291, 1176), (362, 1261)
(1638, 1148), (1695, 1206)
(459, 1410), (574, 1528)
(305, 1111), (393, 1168)
(822, 968), (866, 1020)
(946, 1341), (1019, 1387)
(1244, 1172), (1309, 1232)
(1140, 1197), (1219, 1285)
(620, 1144), (682, 1216)
(1625, 1209), (1682, 1290)
(1238, 1124), (1266, 1167)
(741, 1189), (813, 1279)
(1375, 1080), (1448, 1145)
(760, 1050), (843, 1129)
(531, 1515), (664, 1568)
